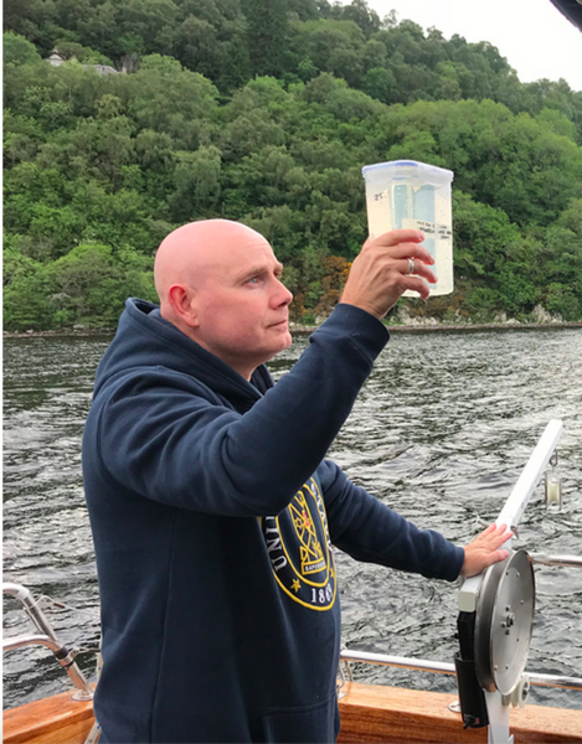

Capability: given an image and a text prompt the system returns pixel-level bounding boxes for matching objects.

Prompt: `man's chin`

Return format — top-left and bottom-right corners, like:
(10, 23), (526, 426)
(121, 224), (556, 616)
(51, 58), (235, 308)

(269, 331), (292, 356)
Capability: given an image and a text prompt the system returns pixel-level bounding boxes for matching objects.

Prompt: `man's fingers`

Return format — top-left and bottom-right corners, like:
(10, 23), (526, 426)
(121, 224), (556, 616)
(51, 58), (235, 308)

(407, 261), (437, 284)
(494, 532), (513, 549)
(367, 238), (435, 267)
(460, 522), (514, 577)
(367, 230), (435, 266)
(342, 228), (436, 318)
(360, 238), (437, 294)
(490, 524), (513, 548)
(372, 229), (425, 247)
(479, 523), (511, 543)
(403, 275), (436, 300)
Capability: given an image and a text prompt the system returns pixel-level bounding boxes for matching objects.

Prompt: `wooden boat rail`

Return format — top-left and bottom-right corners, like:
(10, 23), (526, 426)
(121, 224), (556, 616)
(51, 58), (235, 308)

(3, 673), (582, 744)
(336, 681), (582, 744)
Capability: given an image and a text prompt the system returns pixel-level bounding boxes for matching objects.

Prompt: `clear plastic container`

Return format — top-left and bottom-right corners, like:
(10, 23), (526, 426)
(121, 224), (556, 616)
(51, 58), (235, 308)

(362, 160), (454, 296)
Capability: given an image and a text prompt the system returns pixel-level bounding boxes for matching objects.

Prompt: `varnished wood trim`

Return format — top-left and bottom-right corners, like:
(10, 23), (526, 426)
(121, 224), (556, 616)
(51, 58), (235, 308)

(3, 682), (581, 744)
(3, 689), (95, 744)
(338, 682), (582, 744)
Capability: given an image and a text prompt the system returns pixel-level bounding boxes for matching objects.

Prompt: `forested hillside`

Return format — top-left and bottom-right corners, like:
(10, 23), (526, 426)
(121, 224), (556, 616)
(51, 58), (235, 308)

(4, 0), (582, 330)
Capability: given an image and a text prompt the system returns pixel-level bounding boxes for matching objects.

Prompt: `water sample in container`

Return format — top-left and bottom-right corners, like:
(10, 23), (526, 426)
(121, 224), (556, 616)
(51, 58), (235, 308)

(361, 160), (454, 296)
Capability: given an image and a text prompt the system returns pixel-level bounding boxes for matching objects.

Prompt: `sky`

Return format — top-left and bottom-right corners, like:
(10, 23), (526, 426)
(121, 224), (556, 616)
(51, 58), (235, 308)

(352, 0), (582, 92)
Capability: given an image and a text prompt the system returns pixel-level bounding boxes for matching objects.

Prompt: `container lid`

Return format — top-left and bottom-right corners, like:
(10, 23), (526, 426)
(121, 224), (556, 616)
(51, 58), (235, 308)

(362, 159), (454, 185)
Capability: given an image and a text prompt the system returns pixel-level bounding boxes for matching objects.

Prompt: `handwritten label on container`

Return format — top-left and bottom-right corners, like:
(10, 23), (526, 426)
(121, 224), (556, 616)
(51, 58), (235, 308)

(402, 218), (452, 240)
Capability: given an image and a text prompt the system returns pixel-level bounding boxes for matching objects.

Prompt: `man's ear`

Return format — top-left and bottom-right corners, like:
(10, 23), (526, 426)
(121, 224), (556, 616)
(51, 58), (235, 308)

(167, 284), (200, 328)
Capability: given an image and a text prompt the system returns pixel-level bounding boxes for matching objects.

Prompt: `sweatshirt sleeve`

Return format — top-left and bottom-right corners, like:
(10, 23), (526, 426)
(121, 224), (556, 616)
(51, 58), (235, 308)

(318, 459), (465, 582)
(93, 304), (389, 517)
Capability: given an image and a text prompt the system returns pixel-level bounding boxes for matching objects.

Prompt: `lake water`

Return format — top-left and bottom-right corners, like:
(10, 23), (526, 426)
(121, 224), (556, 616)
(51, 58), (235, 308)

(3, 327), (582, 711)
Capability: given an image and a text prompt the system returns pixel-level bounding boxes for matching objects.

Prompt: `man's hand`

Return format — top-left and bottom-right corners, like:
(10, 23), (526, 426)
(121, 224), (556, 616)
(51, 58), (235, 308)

(339, 229), (437, 319)
(460, 523), (512, 578)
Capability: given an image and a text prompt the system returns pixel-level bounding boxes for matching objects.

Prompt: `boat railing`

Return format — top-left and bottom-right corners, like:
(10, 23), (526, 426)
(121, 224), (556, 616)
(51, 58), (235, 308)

(3, 582), (94, 701)
(339, 648), (582, 692)
(529, 553), (582, 568)
(340, 550), (582, 693)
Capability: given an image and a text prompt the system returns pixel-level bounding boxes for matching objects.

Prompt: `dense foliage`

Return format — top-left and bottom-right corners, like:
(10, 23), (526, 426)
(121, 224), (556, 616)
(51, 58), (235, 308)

(4, 0), (582, 330)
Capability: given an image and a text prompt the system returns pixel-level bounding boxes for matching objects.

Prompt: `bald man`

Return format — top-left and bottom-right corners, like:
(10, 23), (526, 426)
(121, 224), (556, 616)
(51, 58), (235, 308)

(82, 220), (509, 743)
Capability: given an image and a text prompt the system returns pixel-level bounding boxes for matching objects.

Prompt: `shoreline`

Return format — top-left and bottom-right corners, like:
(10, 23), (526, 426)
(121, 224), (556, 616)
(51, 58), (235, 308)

(291, 320), (582, 335)
(4, 320), (582, 339)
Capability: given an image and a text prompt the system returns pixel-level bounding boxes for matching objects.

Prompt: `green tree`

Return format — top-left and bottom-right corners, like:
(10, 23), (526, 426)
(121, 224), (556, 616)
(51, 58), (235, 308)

(3, 31), (43, 66)
(169, 145), (222, 220)
(240, 0), (288, 77)
(3, 237), (58, 330)
(46, 243), (156, 327)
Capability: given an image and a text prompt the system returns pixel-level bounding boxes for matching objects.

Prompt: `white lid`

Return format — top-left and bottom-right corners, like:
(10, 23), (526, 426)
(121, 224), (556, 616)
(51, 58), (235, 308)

(362, 159), (454, 186)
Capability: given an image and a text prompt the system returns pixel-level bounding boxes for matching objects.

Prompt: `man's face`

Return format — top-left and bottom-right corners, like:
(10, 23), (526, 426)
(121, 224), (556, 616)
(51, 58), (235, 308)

(191, 235), (293, 379)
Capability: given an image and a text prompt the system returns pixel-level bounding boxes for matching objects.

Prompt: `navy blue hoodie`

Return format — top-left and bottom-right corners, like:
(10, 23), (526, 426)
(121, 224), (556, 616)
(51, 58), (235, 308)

(82, 299), (464, 743)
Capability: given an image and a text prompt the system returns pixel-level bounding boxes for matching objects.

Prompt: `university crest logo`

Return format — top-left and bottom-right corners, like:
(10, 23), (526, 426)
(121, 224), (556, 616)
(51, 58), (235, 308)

(260, 477), (336, 611)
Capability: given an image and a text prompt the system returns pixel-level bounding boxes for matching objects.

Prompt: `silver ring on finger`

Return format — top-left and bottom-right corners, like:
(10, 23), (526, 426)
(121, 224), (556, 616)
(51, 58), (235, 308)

(406, 257), (415, 275)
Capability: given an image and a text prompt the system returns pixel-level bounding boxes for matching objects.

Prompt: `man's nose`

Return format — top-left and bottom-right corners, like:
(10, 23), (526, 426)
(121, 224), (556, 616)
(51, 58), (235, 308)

(274, 278), (293, 307)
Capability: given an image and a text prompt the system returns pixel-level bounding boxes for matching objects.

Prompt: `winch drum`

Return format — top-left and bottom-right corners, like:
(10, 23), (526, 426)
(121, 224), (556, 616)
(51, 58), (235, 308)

(474, 550), (535, 696)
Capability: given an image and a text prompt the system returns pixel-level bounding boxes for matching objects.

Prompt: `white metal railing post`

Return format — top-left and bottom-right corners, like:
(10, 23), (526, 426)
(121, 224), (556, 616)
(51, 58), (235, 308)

(3, 583), (93, 700)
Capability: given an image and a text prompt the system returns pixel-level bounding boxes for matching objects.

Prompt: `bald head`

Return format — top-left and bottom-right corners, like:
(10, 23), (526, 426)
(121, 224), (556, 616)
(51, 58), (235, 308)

(152, 218), (293, 378)
(154, 219), (269, 309)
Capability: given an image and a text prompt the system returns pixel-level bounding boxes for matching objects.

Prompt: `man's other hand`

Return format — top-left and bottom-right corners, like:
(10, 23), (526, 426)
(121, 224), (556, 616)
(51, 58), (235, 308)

(460, 523), (512, 578)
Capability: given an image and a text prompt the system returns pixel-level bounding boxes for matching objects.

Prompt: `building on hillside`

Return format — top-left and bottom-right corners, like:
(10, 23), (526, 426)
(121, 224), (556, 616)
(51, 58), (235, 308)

(46, 48), (118, 75)
(90, 63), (118, 75)
(47, 50), (65, 67)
